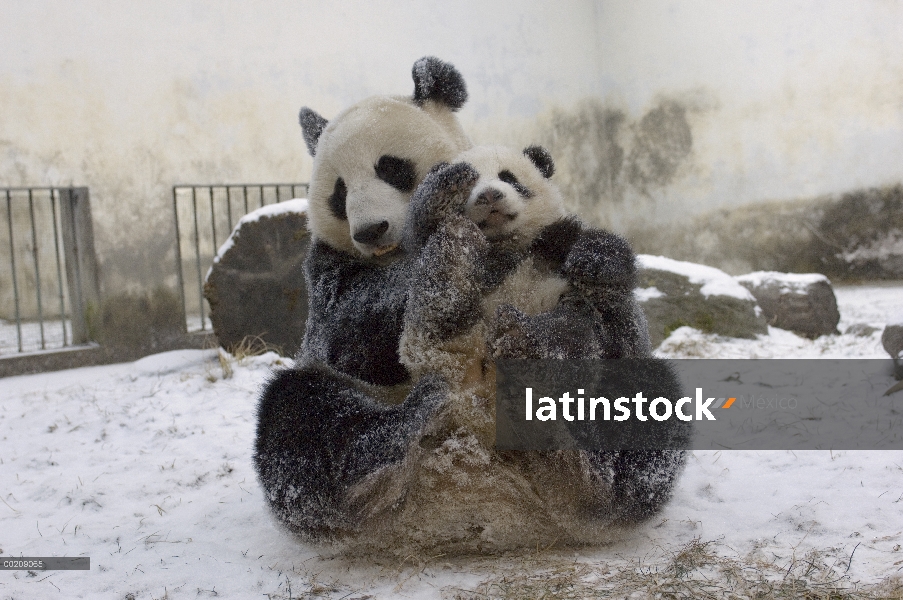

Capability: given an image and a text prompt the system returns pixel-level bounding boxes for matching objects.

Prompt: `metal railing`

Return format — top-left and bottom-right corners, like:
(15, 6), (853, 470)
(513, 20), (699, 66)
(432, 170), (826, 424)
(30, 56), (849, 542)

(172, 183), (309, 332)
(1, 187), (99, 354)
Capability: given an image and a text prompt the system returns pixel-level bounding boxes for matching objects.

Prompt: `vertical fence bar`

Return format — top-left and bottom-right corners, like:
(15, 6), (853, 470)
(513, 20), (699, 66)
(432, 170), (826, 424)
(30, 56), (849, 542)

(6, 190), (23, 352)
(50, 189), (68, 347)
(225, 186), (233, 231)
(243, 186), (249, 214)
(191, 187), (205, 331)
(208, 186), (217, 251)
(27, 189), (46, 349)
(172, 186), (187, 333)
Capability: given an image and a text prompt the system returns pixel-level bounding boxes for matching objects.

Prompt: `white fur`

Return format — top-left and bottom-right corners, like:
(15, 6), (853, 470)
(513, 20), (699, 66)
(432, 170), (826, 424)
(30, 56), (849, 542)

(307, 96), (471, 258)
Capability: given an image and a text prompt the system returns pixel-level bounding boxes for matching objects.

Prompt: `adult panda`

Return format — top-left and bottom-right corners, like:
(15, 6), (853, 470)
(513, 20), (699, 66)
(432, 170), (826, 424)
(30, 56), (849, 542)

(254, 57), (471, 540)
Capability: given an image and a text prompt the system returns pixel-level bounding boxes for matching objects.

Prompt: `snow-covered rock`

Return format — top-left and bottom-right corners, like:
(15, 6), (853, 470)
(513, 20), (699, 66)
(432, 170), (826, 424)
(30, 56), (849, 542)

(735, 271), (840, 338)
(636, 255), (767, 347)
(845, 323), (879, 337)
(204, 199), (310, 356)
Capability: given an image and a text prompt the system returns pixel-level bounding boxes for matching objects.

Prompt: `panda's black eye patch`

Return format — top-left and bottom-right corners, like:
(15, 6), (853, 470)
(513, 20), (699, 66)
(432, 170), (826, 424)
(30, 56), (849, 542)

(328, 178), (347, 220)
(375, 155), (417, 192)
(498, 170), (533, 198)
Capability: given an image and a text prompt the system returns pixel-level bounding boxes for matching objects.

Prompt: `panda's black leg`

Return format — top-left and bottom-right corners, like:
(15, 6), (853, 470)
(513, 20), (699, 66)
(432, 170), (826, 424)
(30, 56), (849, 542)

(254, 362), (447, 538)
(575, 358), (690, 523)
(587, 449), (688, 523)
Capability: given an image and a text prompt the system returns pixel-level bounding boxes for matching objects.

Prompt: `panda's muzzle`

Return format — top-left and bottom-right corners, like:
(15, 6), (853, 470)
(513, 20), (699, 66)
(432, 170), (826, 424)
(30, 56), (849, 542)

(469, 186), (517, 232)
(353, 220), (389, 245)
(474, 188), (504, 206)
(353, 220), (398, 256)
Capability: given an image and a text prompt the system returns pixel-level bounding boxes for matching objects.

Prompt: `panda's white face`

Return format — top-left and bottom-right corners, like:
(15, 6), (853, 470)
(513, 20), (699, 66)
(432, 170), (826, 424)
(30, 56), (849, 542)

(455, 146), (565, 249)
(306, 96), (471, 260)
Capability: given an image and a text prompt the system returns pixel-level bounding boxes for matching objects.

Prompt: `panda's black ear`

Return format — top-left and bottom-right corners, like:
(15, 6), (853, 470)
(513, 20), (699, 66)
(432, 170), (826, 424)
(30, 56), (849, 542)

(523, 145), (555, 178)
(412, 57), (468, 111)
(299, 107), (328, 157)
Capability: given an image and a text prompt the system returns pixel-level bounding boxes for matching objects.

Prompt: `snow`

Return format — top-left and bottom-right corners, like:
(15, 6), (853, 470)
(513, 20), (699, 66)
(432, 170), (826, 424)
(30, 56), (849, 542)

(1, 283), (902, 598)
(0, 317), (74, 355)
(209, 198), (309, 272)
(841, 228), (903, 263)
(633, 286), (665, 302)
(638, 254), (756, 301)
(734, 270), (830, 292)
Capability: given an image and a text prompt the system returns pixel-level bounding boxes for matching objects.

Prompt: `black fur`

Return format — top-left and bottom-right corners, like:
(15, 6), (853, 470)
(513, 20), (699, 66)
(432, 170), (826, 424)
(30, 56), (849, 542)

(299, 107), (328, 157)
(375, 155), (417, 192)
(529, 216), (584, 269)
(412, 56), (468, 110)
(301, 240), (412, 386)
(254, 361), (447, 538)
(328, 178), (348, 221)
(498, 170), (534, 198)
(523, 145), (555, 178)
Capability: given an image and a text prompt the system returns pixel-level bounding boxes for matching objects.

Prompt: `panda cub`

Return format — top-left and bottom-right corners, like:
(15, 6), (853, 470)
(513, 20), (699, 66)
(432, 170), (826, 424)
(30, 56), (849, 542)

(400, 145), (644, 400)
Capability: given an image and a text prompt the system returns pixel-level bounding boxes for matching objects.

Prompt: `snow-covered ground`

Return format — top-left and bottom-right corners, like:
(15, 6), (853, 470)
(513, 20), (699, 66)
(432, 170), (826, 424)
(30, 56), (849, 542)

(1, 283), (901, 598)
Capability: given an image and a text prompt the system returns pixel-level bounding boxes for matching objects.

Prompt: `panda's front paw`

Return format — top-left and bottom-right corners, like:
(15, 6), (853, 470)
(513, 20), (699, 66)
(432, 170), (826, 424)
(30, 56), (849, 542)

(405, 163), (480, 252)
(530, 216), (584, 270)
(563, 229), (637, 288)
(429, 161), (480, 213)
(490, 304), (539, 359)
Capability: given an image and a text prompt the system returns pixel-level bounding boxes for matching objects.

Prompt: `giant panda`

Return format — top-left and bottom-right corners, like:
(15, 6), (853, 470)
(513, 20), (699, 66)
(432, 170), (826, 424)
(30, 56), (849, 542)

(254, 57), (471, 540)
(374, 146), (690, 553)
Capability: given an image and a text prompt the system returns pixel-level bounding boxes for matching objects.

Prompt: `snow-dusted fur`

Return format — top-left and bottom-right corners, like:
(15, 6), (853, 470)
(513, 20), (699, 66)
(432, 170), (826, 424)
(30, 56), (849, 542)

(254, 58), (471, 542)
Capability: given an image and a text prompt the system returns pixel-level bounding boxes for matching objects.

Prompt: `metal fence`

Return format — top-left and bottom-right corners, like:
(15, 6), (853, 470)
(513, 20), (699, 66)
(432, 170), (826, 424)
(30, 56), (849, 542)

(172, 183), (309, 332)
(1, 187), (100, 355)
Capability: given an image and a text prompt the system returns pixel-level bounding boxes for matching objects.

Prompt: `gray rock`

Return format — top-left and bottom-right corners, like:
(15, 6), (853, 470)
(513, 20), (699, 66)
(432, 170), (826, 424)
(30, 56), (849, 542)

(845, 323), (879, 337)
(636, 255), (767, 348)
(735, 272), (840, 339)
(204, 201), (310, 356)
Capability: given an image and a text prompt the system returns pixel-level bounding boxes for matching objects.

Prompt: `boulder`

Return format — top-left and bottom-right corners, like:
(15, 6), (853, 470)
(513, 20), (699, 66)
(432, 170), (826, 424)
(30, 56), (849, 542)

(734, 271), (840, 339)
(636, 255), (767, 348)
(883, 314), (903, 380)
(204, 199), (310, 356)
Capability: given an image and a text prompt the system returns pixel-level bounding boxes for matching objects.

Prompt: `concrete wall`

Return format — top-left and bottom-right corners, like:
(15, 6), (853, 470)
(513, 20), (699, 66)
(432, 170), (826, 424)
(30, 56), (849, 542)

(2, 0), (902, 304)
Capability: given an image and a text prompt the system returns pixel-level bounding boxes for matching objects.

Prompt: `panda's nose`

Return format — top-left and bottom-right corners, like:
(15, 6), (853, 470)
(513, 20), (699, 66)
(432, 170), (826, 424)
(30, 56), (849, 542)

(353, 220), (390, 245)
(475, 188), (504, 206)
